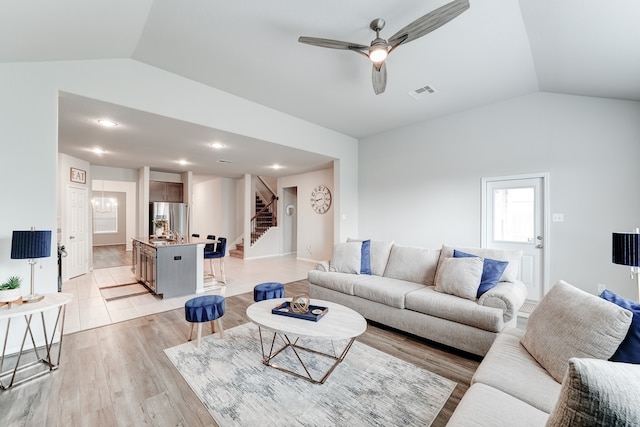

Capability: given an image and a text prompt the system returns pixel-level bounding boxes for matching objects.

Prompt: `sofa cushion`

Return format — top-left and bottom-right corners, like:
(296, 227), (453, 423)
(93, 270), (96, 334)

(434, 256), (484, 300)
(546, 358), (640, 427)
(405, 286), (505, 332)
(446, 383), (549, 427)
(600, 289), (640, 364)
(307, 270), (370, 295)
(383, 244), (440, 285)
(352, 276), (425, 309)
(329, 242), (362, 274)
(454, 249), (509, 297)
(439, 244), (522, 282)
(347, 238), (393, 276)
(520, 280), (632, 383)
(472, 327), (562, 413)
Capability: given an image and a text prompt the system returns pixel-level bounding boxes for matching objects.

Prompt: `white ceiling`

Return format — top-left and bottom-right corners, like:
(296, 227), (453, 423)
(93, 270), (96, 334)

(2, 0), (639, 178)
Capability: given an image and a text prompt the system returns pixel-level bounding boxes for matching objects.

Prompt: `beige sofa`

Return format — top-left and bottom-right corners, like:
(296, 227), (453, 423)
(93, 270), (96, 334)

(447, 280), (640, 427)
(308, 240), (528, 357)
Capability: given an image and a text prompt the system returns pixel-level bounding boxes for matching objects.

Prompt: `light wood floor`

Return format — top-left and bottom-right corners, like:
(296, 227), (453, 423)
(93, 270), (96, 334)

(92, 244), (132, 269)
(0, 279), (480, 427)
(7, 245), (480, 425)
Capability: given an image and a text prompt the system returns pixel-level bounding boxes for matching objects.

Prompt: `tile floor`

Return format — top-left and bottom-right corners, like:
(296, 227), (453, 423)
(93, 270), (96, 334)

(61, 255), (316, 334)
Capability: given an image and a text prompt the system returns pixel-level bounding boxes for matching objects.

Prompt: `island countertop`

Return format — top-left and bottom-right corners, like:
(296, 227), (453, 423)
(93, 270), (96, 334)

(133, 236), (215, 247)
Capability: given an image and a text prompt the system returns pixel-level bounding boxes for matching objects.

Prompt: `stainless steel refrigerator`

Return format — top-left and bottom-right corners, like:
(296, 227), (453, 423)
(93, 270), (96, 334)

(150, 202), (189, 238)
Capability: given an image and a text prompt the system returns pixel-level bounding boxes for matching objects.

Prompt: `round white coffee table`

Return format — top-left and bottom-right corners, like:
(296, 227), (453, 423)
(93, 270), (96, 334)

(246, 297), (367, 384)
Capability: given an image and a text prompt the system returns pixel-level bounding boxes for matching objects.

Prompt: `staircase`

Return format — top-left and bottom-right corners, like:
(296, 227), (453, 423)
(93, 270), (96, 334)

(229, 242), (244, 259)
(252, 195), (275, 243)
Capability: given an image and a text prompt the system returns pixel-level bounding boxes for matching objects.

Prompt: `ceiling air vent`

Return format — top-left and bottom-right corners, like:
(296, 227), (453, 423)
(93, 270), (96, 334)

(408, 85), (437, 100)
(217, 159), (232, 164)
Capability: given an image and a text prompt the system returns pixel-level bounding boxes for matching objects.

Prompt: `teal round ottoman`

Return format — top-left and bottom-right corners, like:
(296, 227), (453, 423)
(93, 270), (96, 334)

(185, 295), (225, 347)
(254, 282), (285, 302)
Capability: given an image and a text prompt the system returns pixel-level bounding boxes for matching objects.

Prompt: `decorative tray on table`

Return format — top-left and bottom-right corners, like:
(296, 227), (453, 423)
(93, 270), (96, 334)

(271, 301), (328, 322)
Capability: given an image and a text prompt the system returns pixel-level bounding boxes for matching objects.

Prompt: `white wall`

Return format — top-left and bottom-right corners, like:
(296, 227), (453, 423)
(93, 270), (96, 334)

(0, 58), (358, 353)
(279, 168), (335, 262)
(192, 176), (237, 247)
(359, 92), (640, 299)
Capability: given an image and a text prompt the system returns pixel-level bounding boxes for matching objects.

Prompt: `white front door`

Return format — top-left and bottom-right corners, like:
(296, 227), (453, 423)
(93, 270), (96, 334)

(482, 174), (548, 302)
(67, 185), (89, 278)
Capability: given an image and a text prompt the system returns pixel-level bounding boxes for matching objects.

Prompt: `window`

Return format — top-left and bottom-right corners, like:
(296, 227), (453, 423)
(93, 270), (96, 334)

(92, 196), (118, 233)
(492, 187), (534, 243)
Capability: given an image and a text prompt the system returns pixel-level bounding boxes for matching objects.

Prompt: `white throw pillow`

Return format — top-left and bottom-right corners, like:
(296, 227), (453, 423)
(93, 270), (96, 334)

(546, 358), (640, 426)
(439, 244), (522, 283)
(329, 242), (361, 274)
(347, 238), (393, 276)
(434, 257), (484, 300)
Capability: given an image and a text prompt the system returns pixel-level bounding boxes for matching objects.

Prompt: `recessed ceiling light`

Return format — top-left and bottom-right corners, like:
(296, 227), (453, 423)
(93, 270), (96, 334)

(210, 142), (225, 149)
(97, 119), (118, 127)
(271, 164), (282, 170)
(177, 160), (188, 165)
(91, 148), (106, 155)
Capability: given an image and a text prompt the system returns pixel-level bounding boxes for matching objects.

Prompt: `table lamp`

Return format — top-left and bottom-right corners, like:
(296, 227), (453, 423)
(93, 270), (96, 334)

(11, 228), (51, 303)
(612, 228), (640, 301)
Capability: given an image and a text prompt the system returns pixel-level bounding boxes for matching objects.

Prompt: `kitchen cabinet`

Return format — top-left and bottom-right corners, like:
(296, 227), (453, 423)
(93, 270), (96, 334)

(149, 180), (183, 203)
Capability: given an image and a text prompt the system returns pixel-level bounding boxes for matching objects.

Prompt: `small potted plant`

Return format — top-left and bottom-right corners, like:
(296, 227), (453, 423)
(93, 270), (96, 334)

(0, 275), (22, 303)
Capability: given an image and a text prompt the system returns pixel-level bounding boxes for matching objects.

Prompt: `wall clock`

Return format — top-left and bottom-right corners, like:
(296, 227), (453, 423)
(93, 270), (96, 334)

(310, 185), (332, 214)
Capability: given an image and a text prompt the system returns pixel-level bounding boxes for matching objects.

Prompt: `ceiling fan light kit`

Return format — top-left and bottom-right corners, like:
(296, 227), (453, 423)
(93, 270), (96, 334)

(298, 0), (470, 95)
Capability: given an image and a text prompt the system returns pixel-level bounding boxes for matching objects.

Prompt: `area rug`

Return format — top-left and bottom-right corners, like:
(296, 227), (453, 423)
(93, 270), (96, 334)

(164, 323), (455, 426)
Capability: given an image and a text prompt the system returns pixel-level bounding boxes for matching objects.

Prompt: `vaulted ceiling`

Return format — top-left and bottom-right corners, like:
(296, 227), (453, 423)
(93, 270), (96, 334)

(2, 0), (639, 177)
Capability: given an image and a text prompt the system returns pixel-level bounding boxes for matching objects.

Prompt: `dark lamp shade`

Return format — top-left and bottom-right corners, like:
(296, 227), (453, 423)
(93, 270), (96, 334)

(11, 230), (52, 259)
(612, 232), (640, 267)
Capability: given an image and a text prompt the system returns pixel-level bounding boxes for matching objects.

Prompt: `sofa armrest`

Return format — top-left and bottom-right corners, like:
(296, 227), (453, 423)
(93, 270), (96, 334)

(478, 280), (527, 323)
(314, 261), (330, 272)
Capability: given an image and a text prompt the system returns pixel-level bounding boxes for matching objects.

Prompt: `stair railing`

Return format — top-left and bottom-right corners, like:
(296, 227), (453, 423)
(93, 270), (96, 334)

(251, 177), (278, 245)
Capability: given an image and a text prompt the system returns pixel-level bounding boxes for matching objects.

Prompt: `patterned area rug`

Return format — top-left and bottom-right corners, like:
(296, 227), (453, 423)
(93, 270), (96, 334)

(164, 323), (455, 427)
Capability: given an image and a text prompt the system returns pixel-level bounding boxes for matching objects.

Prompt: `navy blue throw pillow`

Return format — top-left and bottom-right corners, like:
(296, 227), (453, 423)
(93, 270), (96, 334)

(360, 240), (371, 275)
(453, 249), (508, 298)
(600, 289), (640, 364)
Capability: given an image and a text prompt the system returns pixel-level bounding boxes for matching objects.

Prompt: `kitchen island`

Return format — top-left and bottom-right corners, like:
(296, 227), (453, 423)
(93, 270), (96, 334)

(132, 236), (214, 298)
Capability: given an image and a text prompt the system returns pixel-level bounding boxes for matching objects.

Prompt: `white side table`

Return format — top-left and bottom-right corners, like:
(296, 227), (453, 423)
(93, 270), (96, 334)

(0, 293), (73, 390)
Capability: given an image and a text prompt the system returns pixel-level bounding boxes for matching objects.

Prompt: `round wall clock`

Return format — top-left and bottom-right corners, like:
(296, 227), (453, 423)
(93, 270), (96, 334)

(310, 185), (332, 214)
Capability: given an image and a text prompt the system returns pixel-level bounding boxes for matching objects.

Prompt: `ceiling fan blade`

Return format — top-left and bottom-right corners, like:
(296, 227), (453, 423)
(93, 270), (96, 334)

(388, 0), (470, 48)
(372, 62), (387, 95)
(298, 36), (368, 52)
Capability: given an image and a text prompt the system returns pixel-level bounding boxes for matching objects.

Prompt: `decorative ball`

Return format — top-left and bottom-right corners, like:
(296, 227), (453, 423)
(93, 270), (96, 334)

(291, 294), (310, 314)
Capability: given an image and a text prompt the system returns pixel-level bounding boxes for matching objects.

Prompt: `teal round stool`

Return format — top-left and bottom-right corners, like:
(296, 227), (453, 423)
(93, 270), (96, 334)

(185, 295), (225, 347)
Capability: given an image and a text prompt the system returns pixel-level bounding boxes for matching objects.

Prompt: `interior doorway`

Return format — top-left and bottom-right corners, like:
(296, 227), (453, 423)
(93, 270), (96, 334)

(282, 186), (298, 255)
(481, 173), (549, 302)
(65, 185), (89, 279)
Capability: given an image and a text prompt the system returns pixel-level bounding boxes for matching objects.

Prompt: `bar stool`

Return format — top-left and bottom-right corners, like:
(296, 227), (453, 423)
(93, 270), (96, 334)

(205, 237), (227, 284)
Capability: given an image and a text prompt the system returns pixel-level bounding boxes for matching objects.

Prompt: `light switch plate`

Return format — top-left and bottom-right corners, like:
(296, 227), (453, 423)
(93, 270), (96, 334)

(552, 213), (564, 222)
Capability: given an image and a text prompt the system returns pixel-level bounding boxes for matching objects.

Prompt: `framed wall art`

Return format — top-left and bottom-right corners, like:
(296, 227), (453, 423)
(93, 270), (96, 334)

(70, 167), (86, 184)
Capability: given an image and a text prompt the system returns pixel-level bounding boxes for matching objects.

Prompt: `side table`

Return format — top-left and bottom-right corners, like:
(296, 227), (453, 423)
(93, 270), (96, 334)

(0, 293), (73, 390)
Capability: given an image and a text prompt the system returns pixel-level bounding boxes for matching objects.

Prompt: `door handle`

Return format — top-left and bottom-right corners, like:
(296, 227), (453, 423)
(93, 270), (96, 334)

(69, 236), (75, 239)
(536, 244), (543, 249)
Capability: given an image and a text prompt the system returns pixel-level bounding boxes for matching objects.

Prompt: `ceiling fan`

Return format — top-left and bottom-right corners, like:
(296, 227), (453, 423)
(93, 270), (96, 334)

(298, 0), (470, 95)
